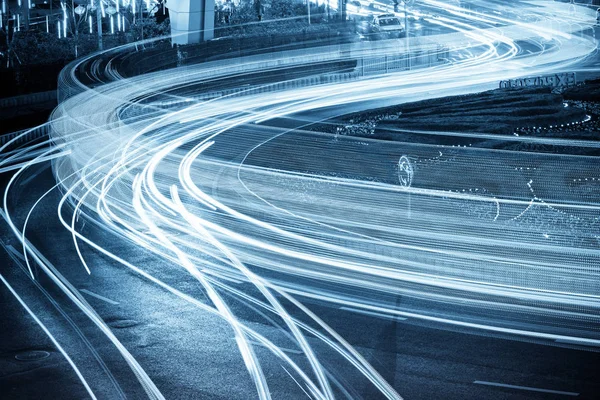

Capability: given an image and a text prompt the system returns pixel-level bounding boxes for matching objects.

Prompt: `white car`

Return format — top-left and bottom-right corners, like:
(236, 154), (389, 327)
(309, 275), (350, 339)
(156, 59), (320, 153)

(373, 13), (405, 38)
(356, 13), (405, 39)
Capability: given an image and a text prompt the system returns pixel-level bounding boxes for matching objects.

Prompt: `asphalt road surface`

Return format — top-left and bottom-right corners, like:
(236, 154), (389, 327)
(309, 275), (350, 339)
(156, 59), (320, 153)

(1, 174), (599, 399)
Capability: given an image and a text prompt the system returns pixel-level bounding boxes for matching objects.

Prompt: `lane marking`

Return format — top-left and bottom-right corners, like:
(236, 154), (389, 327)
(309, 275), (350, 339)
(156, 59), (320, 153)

(555, 339), (600, 348)
(5, 244), (26, 261)
(20, 164), (49, 186)
(339, 307), (408, 321)
(248, 340), (303, 355)
(473, 381), (579, 396)
(79, 289), (120, 305)
(281, 365), (312, 399)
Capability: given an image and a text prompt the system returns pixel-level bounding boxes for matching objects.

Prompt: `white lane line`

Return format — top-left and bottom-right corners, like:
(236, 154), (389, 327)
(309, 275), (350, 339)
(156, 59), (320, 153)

(79, 289), (120, 305)
(339, 307), (408, 321)
(248, 340), (303, 355)
(555, 339), (600, 348)
(5, 244), (26, 261)
(281, 365), (313, 399)
(21, 164), (48, 186)
(473, 381), (579, 396)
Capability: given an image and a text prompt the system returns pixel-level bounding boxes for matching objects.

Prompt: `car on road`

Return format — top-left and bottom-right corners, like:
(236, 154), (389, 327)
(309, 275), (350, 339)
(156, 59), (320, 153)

(356, 13), (405, 40)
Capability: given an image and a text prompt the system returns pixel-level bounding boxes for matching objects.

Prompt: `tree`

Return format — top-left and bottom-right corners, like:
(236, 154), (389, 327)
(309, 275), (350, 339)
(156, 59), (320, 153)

(253, 0), (264, 21)
(129, 16), (170, 42)
(268, 0), (306, 19)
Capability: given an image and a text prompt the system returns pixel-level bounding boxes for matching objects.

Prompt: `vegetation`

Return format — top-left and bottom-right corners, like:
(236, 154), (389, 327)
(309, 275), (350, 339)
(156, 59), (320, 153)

(0, 0), (341, 97)
(129, 17), (171, 42)
(0, 15), (170, 97)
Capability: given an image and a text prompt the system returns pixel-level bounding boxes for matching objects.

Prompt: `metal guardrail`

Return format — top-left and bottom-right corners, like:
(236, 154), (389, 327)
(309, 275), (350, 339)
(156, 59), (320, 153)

(0, 124), (50, 149)
(0, 91), (57, 109)
(357, 45), (449, 76)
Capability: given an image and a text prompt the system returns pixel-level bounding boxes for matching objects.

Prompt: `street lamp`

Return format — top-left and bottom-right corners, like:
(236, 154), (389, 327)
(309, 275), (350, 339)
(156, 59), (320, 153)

(73, 5), (86, 57)
(106, 5), (116, 33)
(88, 0), (103, 50)
(402, 0), (415, 70)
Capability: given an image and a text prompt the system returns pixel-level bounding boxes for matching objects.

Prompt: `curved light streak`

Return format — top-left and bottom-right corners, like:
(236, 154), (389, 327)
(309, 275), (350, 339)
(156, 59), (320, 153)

(2, 1), (599, 398)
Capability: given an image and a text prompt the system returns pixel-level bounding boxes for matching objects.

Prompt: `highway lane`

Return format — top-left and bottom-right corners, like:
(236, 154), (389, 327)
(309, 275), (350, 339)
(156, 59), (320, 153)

(1, 167), (600, 399)
(1, 173), (599, 399)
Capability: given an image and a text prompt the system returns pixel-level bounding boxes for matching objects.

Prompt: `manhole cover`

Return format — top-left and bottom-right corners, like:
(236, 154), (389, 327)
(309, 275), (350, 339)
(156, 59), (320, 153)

(15, 350), (50, 362)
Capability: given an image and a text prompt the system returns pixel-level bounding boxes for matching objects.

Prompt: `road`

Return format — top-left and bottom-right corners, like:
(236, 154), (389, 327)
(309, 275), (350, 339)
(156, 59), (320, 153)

(1, 172), (599, 399)
(1, 0), (600, 399)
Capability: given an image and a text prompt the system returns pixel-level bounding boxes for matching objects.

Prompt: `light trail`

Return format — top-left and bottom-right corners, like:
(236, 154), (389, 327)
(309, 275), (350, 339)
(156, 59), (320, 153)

(1, 1), (599, 398)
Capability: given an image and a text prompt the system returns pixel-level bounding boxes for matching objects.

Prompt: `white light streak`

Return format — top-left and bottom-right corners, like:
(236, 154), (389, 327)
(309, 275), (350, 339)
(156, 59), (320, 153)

(2, 1), (600, 398)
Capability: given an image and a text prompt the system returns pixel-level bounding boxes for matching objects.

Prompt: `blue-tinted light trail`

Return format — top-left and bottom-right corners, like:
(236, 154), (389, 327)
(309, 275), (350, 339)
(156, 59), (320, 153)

(1, 1), (599, 399)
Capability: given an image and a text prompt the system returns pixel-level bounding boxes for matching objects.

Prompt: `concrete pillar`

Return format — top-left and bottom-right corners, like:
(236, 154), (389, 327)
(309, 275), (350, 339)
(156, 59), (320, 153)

(168, 0), (214, 45)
